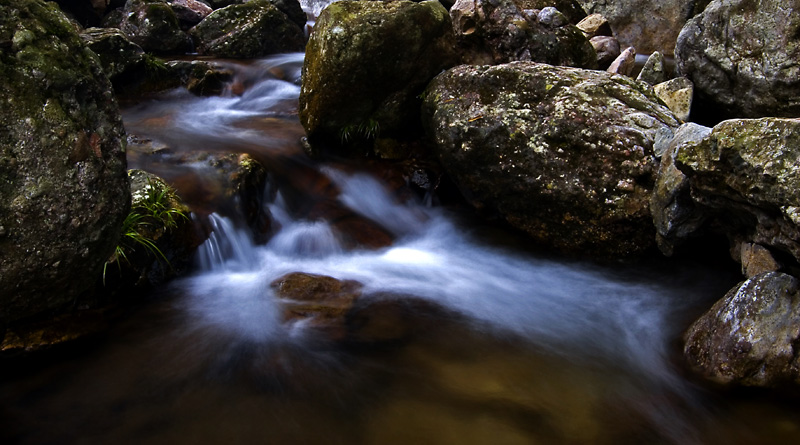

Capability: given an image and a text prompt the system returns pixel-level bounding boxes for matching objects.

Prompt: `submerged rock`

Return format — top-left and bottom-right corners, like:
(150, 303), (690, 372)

(684, 272), (800, 387)
(450, 0), (597, 68)
(188, 0), (305, 58)
(300, 0), (458, 155)
(422, 62), (680, 256)
(676, 0), (800, 119)
(0, 0), (129, 324)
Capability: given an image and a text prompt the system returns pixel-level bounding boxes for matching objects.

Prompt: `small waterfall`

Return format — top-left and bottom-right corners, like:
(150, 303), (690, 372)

(195, 213), (260, 272)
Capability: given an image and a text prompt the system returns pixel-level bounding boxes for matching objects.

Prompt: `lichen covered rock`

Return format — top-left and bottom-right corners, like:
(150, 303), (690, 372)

(422, 62), (680, 256)
(450, 0), (597, 68)
(300, 0), (458, 155)
(0, 0), (129, 323)
(676, 0), (800, 118)
(673, 118), (800, 263)
(188, 0), (305, 58)
(684, 272), (800, 387)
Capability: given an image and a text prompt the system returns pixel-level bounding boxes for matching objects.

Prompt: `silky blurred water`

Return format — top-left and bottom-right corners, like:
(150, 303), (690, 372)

(2, 52), (799, 445)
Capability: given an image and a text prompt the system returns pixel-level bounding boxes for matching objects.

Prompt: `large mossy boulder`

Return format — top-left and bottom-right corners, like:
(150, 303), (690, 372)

(684, 272), (800, 388)
(188, 0), (305, 58)
(299, 0), (458, 156)
(670, 118), (800, 264)
(119, 0), (193, 54)
(676, 0), (800, 119)
(450, 0), (597, 68)
(422, 62), (680, 256)
(0, 0), (129, 324)
(80, 27), (147, 84)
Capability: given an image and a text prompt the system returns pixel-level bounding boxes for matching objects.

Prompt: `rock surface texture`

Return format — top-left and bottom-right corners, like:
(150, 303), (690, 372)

(300, 0), (458, 154)
(189, 0), (305, 58)
(578, 0), (711, 56)
(684, 272), (800, 387)
(450, 0), (597, 68)
(0, 0), (129, 324)
(422, 62), (680, 256)
(676, 0), (800, 119)
(119, 0), (193, 54)
(673, 118), (800, 264)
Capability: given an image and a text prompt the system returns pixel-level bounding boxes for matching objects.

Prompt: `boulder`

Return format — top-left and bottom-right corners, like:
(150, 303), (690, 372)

(589, 35), (619, 68)
(168, 0), (213, 30)
(577, 0), (712, 56)
(636, 51), (667, 85)
(676, 0), (800, 119)
(650, 122), (711, 256)
(119, 0), (192, 54)
(450, 0), (597, 68)
(188, 0), (305, 58)
(684, 272), (800, 387)
(673, 118), (800, 264)
(422, 62), (680, 256)
(299, 0), (458, 155)
(0, 0), (129, 324)
(80, 27), (146, 84)
(520, 0), (587, 24)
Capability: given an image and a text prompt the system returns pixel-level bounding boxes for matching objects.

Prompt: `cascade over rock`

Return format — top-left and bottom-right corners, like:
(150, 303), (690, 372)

(299, 0), (458, 155)
(676, 0), (800, 119)
(684, 272), (800, 387)
(422, 62), (680, 256)
(188, 0), (305, 58)
(0, 0), (129, 324)
(449, 0), (597, 68)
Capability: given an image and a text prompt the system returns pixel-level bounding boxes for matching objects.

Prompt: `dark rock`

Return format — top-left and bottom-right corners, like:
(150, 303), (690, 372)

(166, 59), (234, 96)
(673, 118), (800, 265)
(676, 0), (800, 119)
(119, 0), (193, 54)
(100, 170), (200, 294)
(0, 0), (129, 324)
(188, 0), (305, 58)
(650, 122), (711, 256)
(80, 27), (146, 83)
(300, 0), (458, 156)
(450, 0), (597, 68)
(168, 0), (213, 29)
(519, 0), (588, 24)
(345, 293), (458, 345)
(422, 62), (680, 256)
(684, 272), (800, 387)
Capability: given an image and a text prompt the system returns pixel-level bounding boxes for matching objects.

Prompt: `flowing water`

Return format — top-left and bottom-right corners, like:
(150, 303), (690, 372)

(2, 53), (800, 444)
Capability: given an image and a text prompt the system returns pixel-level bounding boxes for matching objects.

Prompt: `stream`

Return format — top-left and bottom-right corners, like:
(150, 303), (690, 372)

(2, 48), (800, 444)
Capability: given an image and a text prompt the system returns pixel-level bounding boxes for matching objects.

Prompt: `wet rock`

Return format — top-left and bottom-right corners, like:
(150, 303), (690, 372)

(101, 170), (200, 294)
(650, 123), (711, 256)
(80, 27), (146, 83)
(166, 59), (234, 96)
(576, 13), (611, 38)
(676, 0), (800, 119)
(1, 309), (113, 354)
(422, 62), (680, 256)
(674, 118), (800, 265)
(188, 0), (305, 58)
(300, 0), (458, 156)
(119, 0), (193, 54)
(0, 0), (129, 324)
(653, 76), (693, 121)
(606, 46), (635, 76)
(450, 0), (597, 68)
(739, 242), (781, 278)
(521, 0), (587, 24)
(589, 35), (620, 69)
(168, 0), (213, 30)
(272, 272), (363, 340)
(684, 272), (800, 387)
(577, 0), (712, 56)
(636, 51), (667, 85)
